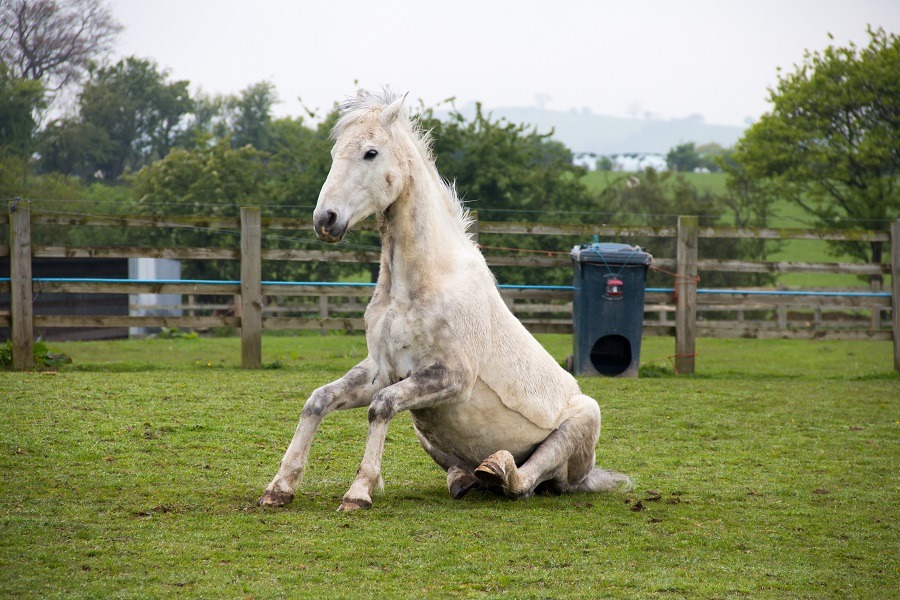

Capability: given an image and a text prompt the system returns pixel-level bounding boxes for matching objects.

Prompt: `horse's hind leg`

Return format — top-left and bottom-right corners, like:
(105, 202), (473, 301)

(446, 465), (483, 499)
(412, 426), (482, 499)
(475, 394), (630, 498)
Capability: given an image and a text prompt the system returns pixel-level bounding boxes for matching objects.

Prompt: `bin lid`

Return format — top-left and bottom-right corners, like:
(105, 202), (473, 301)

(570, 240), (653, 266)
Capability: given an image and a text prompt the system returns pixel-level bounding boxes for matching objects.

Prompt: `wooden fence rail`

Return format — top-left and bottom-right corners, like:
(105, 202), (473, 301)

(3, 202), (898, 372)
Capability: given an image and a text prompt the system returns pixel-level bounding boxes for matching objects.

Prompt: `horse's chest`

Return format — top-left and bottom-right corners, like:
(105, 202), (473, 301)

(367, 303), (430, 384)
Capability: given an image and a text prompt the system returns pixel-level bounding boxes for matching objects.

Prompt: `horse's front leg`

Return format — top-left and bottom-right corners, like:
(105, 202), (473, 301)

(260, 358), (381, 507)
(339, 363), (471, 512)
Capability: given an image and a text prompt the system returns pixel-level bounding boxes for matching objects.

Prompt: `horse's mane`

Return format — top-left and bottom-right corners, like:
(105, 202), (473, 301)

(332, 90), (474, 237)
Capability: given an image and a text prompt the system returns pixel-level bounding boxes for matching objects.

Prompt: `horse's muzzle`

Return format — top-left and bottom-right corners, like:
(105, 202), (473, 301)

(313, 209), (347, 243)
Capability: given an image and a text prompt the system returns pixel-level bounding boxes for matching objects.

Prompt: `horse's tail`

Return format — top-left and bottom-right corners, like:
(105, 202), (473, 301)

(572, 466), (634, 493)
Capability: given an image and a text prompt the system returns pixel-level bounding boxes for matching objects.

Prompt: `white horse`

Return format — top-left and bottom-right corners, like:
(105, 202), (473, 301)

(260, 91), (631, 511)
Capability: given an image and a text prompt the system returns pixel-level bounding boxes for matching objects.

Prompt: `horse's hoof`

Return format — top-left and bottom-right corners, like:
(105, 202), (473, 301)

(448, 465), (480, 500)
(474, 457), (507, 489)
(259, 488), (294, 507)
(337, 498), (372, 512)
(449, 479), (479, 500)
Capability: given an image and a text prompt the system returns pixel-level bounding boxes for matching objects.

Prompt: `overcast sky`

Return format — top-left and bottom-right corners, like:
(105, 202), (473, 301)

(110, 0), (899, 127)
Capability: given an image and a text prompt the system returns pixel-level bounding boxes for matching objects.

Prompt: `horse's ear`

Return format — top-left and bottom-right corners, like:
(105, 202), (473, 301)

(380, 93), (408, 128)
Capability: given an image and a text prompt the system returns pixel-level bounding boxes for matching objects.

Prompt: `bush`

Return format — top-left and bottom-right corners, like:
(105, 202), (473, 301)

(0, 339), (72, 369)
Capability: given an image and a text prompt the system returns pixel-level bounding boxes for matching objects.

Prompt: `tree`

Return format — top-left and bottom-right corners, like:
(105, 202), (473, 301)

(696, 143), (726, 172)
(667, 142), (725, 173)
(718, 154), (783, 276)
(179, 92), (227, 148)
(227, 81), (278, 151)
(729, 27), (899, 282)
(37, 119), (114, 177)
(267, 112), (337, 212)
(80, 57), (194, 176)
(37, 57), (194, 179)
(417, 101), (600, 284)
(419, 102), (592, 219)
(594, 169), (775, 288)
(0, 0), (121, 94)
(131, 140), (273, 280)
(131, 114), (359, 284)
(0, 63), (44, 157)
(121, 92), (775, 289)
(666, 142), (702, 172)
(177, 81), (279, 152)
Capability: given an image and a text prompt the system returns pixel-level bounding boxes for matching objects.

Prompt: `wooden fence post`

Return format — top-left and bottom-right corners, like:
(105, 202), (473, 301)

(891, 221), (900, 372)
(319, 295), (329, 336)
(777, 305), (788, 329)
(240, 207), (262, 369)
(675, 215), (698, 374)
(871, 279), (882, 330)
(467, 210), (479, 243)
(9, 200), (34, 370)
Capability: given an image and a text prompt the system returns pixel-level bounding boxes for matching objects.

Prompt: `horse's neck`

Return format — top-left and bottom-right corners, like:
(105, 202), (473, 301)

(378, 151), (468, 298)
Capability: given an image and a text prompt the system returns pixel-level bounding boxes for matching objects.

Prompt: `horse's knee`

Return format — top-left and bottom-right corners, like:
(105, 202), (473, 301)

(570, 394), (601, 437)
(301, 386), (335, 418)
(368, 390), (396, 422)
(575, 393), (600, 419)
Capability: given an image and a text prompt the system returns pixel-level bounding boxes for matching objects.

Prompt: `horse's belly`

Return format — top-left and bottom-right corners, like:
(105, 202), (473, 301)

(411, 378), (552, 467)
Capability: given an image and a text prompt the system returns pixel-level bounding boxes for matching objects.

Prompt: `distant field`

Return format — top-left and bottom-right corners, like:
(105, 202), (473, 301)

(581, 170), (730, 199)
(580, 171), (873, 289)
(582, 170), (817, 227)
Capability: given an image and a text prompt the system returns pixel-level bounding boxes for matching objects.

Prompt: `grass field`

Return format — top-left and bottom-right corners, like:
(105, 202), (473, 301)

(581, 171), (872, 289)
(582, 171), (731, 199)
(1, 334), (897, 598)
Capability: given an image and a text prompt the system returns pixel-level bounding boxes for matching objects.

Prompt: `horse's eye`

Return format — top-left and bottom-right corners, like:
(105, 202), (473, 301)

(364, 149), (378, 160)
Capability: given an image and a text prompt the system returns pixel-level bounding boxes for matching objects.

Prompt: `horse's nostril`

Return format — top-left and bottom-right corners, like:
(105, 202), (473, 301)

(314, 208), (345, 242)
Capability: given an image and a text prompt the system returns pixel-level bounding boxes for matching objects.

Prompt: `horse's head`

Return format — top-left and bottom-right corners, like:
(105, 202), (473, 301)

(313, 93), (409, 243)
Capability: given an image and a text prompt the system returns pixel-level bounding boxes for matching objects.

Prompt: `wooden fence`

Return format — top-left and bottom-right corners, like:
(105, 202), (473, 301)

(3, 201), (899, 373)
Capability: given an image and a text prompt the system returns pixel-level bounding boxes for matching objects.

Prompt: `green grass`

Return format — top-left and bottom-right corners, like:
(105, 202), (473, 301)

(582, 171), (731, 198)
(2, 334), (897, 598)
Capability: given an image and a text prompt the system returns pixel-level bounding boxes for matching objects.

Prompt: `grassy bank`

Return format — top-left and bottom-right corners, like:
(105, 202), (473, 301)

(1, 334), (897, 598)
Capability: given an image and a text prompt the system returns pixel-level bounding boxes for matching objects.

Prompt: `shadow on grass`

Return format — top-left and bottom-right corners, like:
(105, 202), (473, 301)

(850, 371), (900, 381)
(66, 363), (173, 373)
